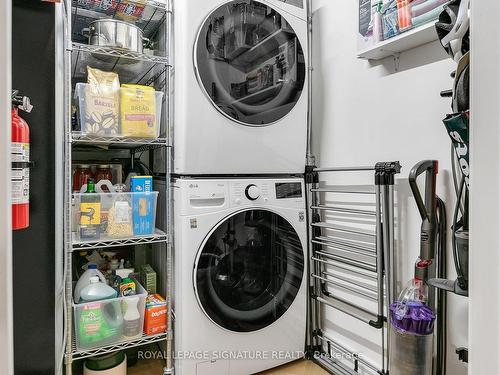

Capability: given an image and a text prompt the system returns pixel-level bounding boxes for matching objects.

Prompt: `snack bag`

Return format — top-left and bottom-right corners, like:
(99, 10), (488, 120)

(120, 84), (158, 138)
(115, 0), (146, 22)
(84, 67), (120, 136)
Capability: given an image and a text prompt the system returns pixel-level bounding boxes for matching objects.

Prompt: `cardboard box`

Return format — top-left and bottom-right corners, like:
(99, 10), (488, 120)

(140, 264), (157, 294)
(144, 294), (167, 335)
(131, 176), (155, 235)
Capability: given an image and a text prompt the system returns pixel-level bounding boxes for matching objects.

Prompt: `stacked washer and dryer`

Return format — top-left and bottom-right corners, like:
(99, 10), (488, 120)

(173, 1), (310, 374)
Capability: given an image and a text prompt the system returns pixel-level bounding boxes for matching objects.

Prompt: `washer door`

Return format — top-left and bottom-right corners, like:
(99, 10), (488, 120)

(194, 0), (306, 126)
(194, 209), (304, 333)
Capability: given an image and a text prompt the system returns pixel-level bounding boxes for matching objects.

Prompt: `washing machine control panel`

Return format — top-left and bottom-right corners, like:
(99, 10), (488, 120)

(176, 179), (305, 214)
(230, 179), (304, 208)
(232, 182), (270, 204)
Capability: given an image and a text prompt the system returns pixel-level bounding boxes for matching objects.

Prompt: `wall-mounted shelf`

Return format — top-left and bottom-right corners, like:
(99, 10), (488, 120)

(357, 22), (439, 60)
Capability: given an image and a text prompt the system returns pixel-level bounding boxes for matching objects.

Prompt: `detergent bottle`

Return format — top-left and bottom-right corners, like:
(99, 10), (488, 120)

(76, 276), (124, 349)
(80, 277), (117, 302)
(74, 264), (107, 302)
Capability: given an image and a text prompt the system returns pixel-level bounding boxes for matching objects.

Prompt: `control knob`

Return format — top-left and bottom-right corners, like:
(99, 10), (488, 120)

(245, 184), (260, 201)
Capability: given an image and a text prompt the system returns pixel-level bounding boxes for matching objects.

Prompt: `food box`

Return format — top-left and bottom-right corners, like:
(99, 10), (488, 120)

(144, 294), (167, 335)
(140, 264), (157, 294)
(131, 176), (155, 236)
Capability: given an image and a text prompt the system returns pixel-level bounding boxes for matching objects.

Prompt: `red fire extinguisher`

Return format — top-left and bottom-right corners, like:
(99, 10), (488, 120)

(11, 91), (33, 230)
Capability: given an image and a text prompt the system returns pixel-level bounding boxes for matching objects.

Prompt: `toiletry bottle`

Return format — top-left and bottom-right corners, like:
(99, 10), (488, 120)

(373, 1), (383, 42)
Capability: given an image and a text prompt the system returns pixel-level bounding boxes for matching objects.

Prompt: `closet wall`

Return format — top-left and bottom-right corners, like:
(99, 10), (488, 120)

(311, 1), (468, 374)
(469, 0), (500, 373)
(12, 1), (56, 373)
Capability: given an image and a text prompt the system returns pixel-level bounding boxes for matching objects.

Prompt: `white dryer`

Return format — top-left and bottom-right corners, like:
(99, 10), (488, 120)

(174, 0), (309, 175)
(174, 177), (307, 375)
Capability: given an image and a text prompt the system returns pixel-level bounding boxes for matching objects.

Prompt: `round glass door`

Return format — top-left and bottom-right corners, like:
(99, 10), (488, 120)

(194, 209), (304, 332)
(195, 0), (306, 126)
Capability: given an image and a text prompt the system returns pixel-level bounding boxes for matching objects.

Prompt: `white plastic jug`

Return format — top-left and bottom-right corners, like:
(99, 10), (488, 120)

(80, 277), (118, 302)
(74, 264), (107, 302)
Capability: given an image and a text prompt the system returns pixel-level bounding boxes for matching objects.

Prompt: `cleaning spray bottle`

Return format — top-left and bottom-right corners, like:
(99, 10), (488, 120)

(122, 296), (142, 338)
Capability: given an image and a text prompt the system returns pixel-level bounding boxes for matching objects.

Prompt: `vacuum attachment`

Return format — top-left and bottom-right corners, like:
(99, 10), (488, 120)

(428, 230), (468, 296)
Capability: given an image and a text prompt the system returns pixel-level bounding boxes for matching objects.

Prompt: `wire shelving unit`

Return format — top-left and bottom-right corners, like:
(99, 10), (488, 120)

(61, 0), (174, 374)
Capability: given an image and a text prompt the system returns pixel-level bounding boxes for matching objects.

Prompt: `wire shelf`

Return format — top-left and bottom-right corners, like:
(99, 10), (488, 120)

(70, 45), (170, 89)
(71, 43), (169, 65)
(71, 132), (168, 149)
(70, 332), (168, 361)
(71, 43), (170, 86)
(71, 0), (170, 43)
(72, 228), (168, 251)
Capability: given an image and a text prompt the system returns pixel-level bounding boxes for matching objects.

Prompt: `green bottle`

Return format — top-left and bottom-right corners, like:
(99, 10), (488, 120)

(79, 179), (101, 240)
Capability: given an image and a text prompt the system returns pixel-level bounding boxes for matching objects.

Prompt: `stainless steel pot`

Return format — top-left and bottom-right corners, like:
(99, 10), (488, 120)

(82, 19), (149, 53)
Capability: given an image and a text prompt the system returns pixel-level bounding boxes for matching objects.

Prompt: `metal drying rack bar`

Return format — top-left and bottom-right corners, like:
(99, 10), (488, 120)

(305, 162), (401, 375)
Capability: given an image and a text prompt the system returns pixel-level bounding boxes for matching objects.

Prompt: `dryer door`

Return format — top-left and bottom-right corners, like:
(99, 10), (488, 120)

(194, 0), (306, 126)
(194, 209), (304, 333)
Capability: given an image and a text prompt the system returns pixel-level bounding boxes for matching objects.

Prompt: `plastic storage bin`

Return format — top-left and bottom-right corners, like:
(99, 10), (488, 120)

(381, 0), (447, 41)
(74, 83), (163, 139)
(73, 279), (147, 350)
(74, 191), (158, 241)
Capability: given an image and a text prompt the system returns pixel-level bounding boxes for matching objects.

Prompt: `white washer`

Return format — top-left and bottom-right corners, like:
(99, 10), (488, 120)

(174, 0), (309, 175)
(174, 177), (307, 375)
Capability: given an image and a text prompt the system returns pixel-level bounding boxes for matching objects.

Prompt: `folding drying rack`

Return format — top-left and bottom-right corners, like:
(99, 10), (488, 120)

(306, 162), (401, 375)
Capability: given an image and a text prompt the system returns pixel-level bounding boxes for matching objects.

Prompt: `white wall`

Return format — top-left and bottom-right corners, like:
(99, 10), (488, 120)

(311, 1), (468, 374)
(0, 0), (13, 374)
(469, 0), (500, 373)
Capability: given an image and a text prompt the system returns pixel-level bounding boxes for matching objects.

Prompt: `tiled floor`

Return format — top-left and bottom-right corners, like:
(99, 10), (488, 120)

(128, 358), (164, 374)
(257, 359), (330, 375)
(128, 359), (330, 375)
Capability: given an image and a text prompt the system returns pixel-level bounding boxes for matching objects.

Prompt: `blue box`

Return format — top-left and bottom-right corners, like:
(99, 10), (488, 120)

(131, 176), (154, 236)
(131, 176), (152, 193)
